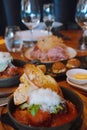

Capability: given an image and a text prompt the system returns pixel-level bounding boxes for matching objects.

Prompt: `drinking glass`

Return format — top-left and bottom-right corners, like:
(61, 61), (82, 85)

(43, 3), (55, 35)
(5, 26), (22, 52)
(21, 0), (40, 47)
(75, 0), (87, 51)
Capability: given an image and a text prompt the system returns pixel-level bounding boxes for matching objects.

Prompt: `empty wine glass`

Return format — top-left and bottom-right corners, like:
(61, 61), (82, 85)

(43, 3), (55, 35)
(75, 0), (87, 51)
(5, 26), (22, 52)
(21, 0), (40, 47)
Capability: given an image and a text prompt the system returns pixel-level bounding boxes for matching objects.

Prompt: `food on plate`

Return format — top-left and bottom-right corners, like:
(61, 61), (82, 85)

(13, 64), (77, 127)
(37, 64), (46, 74)
(25, 35), (72, 62)
(66, 68), (87, 85)
(37, 35), (64, 52)
(66, 58), (81, 69)
(52, 61), (66, 73)
(14, 64), (63, 105)
(0, 52), (12, 72)
(0, 52), (23, 78)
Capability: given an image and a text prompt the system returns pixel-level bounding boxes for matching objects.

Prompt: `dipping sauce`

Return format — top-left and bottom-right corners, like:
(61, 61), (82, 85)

(74, 73), (87, 79)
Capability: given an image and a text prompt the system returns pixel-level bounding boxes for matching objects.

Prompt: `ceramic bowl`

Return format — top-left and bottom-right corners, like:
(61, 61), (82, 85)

(8, 87), (83, 130)
(66, 68), (87, 85)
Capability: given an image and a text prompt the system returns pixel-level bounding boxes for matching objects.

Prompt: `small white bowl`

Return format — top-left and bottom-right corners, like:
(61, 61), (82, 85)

(66, 68), (87, 84)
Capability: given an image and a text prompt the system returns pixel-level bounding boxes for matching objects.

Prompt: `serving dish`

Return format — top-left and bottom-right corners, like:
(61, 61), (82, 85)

(25, 47), (77, 63)
(66, 68), (87, 85)
(0, 59), (26, 87)
(30, 56), (87, 80)
(7, 87), (83, 130)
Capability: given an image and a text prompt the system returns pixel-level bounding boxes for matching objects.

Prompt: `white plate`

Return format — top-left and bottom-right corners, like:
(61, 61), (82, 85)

(67, 78), (87, 92)
(25, 47), (77, 63)
(19, 22), (63, 42)
(66, 68), (87, 85)
(19, 30), (52, 42)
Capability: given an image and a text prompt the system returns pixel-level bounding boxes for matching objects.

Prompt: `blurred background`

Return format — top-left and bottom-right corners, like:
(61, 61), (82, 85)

(0, 0), (79, 36)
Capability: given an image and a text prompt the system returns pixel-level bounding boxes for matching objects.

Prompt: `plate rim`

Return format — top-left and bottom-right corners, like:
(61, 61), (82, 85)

(20, 29), (52, 42)
(67, 78), (87, 92)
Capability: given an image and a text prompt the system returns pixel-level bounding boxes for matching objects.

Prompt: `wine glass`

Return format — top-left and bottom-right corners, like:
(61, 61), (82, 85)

(21, 0), (40, 47)
(5, 26), (22, 52)
(75, 0), (87, 51)
(43, 3), (55, 35)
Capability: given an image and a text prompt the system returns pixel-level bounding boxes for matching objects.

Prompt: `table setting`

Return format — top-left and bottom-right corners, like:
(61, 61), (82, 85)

(0, 0), (87, 129)
(0, 28), (87, 130)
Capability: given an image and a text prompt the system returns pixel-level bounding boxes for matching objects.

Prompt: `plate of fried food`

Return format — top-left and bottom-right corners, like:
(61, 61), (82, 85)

(25, 35), (77, 63)
(31, 57), (81, 79)
(0, 52), (26, 87)
(8, 63), (83, 130)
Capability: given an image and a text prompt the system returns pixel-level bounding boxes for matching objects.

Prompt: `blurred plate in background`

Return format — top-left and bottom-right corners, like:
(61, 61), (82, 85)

(0, 59), (26, 88)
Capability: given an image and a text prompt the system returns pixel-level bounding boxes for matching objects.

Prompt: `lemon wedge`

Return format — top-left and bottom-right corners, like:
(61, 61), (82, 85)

(74, 73), (87, 79)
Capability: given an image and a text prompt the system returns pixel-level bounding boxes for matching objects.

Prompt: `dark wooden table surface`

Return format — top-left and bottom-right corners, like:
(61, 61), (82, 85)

(0, 30), (87, 130)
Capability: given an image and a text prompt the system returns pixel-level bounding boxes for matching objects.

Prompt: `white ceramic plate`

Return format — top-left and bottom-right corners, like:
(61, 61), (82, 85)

(67, 78), (87, 92)
(66, 68), (87, 85)
(25, 47), (77, 63)
(19, 22), (63, 42)
(19, 30), (52, 42)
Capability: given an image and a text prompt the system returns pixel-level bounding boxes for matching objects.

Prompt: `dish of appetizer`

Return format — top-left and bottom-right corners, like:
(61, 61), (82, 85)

(8, 64), (83, 130)
(66, 68), (87, 85)
(0, 52), (25, 87)
(25, 35), (77, 63)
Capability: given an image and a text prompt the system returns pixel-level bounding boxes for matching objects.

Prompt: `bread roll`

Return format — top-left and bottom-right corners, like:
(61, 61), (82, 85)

(52, 61), (66, 73)
(66, 58), (81, 69)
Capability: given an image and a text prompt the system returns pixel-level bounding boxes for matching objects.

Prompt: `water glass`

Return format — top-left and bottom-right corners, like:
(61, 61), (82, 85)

(5, 26), (22, 52)
(43, 3), (55, 35)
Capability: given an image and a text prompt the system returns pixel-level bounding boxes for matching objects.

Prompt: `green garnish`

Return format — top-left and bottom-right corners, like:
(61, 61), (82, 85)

(19, 103), (40, 116)
(51, 105), (63, 114)
(28, 104), (41, 116)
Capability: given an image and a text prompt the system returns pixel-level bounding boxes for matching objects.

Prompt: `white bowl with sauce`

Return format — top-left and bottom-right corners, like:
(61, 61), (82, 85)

(66, 68), (87, 84)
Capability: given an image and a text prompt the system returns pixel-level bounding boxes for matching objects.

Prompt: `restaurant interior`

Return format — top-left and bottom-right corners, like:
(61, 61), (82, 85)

(0, 0), (87, 130)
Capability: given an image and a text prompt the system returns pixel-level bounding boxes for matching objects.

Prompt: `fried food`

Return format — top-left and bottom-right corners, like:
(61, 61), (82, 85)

(37, 64), (46, 74)
(52, 61), (66, 73)
(66, 58), (81, 69)
(37, 35), (64, 52)
(24, 64), (63, 96)
(14, 64), (63, 105)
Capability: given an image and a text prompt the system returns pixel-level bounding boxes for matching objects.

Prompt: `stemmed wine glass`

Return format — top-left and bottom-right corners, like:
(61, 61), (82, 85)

(75, 0), (87, 51)
(21, 0), (40, 47)
(43, 3), (55, 35)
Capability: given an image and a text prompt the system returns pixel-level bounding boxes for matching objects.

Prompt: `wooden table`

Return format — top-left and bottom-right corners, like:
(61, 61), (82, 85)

(0, 30), (87, 130)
